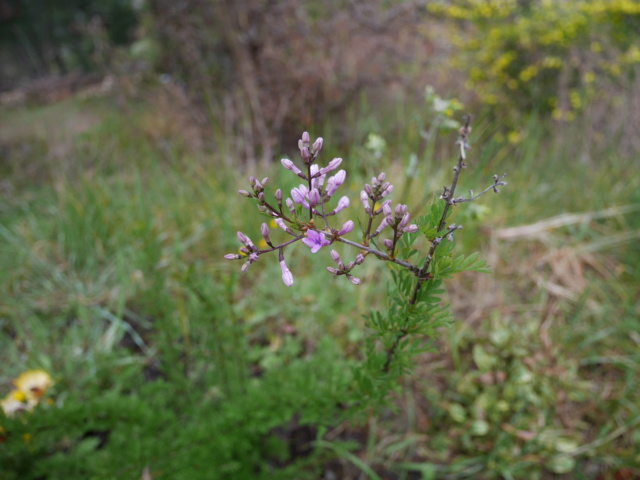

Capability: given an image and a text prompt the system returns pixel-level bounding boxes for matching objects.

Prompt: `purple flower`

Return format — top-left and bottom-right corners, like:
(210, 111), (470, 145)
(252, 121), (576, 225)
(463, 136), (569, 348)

(303, 230), (330, 253)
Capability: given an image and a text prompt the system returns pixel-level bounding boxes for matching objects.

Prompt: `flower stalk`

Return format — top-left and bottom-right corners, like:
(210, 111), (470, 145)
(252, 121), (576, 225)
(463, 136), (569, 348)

(225, 117), (506, 377)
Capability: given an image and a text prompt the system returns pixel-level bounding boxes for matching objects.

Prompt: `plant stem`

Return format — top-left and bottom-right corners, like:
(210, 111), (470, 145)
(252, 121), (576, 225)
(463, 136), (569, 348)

(382, 116), (472, 373)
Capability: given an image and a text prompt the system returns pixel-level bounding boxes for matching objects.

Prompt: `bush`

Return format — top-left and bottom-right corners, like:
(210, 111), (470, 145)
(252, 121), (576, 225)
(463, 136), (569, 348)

(430, 0), (640, 123)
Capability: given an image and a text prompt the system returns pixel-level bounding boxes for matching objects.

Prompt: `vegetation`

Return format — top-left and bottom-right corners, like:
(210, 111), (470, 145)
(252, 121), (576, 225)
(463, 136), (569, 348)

(1, 1), (639, 479)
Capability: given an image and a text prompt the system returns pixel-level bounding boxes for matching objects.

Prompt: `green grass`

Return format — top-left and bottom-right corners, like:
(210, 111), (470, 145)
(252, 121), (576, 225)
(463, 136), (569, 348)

(1, 92), (639, 479)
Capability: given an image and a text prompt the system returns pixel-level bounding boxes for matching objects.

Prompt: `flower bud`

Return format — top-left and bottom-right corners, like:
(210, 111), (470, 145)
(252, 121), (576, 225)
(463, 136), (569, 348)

(281, 159), (302, 176)
(291, 187), (306, 205)
(319, 158), (342, 175)
(360, 190), (371, 213)
(380, 184), (394, 198)
(312, 137), (323, 153)
(238, 189), (251, 197)
(274, 189), (283, 202)
(383, 238), (393, 250)
(373, 217), (389, 235)
(308, 188), (321, 206)
(286, 198), (295, 214)
(279, 249), (294, 287)
(326, 169), (346, 196)
(333, 196), (350, 214)
(395, 203), (408, 216)
(338, 220), (355, 235)
(237, 231), (253, 247)
(275, 218), (294, 235)
(300, 147), (310, 163)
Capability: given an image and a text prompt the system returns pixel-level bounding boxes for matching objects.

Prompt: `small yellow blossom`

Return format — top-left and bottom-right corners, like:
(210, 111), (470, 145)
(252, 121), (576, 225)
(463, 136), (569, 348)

(507, 131), (522, 144)
(13, 369), (54, 400)
(2, 390), (32, 417)
(519, 65), (539, 82)
(569, 90), (582, 110)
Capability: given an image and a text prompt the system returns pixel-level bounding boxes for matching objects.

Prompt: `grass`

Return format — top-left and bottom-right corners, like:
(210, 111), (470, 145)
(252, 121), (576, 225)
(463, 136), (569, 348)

(1, 89), (639, 479)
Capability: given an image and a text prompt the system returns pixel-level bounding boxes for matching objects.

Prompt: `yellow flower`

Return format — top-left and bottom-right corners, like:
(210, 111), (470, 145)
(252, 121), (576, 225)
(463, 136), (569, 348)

(519, 65), (539, 82)
(507, 131), (522, 144)
(1, 390), (32, 417)
(13, 369), (54, 401)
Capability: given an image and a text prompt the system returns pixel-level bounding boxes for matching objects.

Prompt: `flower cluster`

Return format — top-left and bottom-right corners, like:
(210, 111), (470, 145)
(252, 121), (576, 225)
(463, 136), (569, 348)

(225, 121), (506, 295)
(226, 117), (508, 376)
(225, 132), (422, 286)
(1, 369), (54, 418)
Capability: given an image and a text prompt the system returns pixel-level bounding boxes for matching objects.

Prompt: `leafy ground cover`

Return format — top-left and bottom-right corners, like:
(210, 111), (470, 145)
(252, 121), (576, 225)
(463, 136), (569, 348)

(1, 88), (638, 479)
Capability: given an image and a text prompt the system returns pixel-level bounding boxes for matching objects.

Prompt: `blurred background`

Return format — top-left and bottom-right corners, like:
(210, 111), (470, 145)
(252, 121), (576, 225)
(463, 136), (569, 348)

(1, 1), (639, 479)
